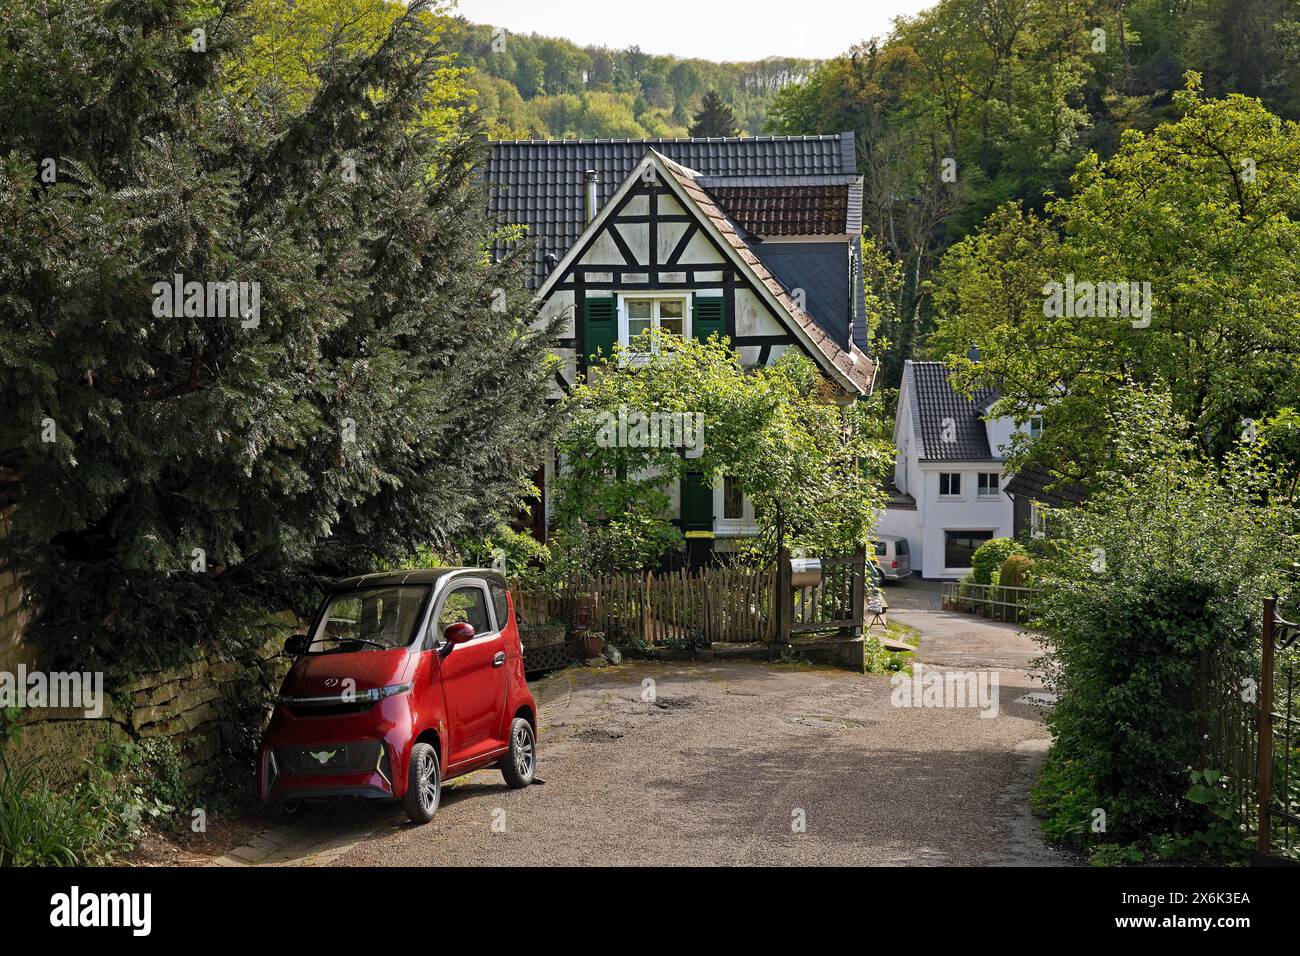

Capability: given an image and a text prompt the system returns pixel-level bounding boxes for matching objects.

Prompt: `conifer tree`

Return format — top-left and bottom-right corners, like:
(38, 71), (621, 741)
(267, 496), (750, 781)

(0, 0), (559, 667)
(688, 90), (740, 137)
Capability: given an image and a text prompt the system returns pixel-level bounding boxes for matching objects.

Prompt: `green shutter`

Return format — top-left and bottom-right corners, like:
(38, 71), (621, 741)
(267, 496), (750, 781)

(680, 471), (714, 534)
(692, 296), (725, 342)
(583, 297), (616, 366)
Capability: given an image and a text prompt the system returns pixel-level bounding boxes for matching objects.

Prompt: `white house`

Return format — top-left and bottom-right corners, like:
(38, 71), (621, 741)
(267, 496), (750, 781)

(876, 360), (1031, 579)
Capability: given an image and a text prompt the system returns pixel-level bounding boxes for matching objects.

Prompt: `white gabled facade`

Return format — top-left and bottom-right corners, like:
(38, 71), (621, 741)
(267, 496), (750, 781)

(533, 150), (875, 557)
(875, 360), (1028, 579)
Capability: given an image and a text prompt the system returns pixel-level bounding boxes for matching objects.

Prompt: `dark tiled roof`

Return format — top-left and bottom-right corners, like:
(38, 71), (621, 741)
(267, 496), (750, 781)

(1004, 465), (1089, 507)
(487, 134), (856, 287)
(757, 243), (852, 349)
(906, 361), (999, 461)
(884, 479), (917, 510)
(656, 153), (876, 395)
(705, 182), (853, 236)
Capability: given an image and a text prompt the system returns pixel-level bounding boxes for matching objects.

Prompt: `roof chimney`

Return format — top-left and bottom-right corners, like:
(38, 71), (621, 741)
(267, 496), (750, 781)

(584, 170), (599, 224)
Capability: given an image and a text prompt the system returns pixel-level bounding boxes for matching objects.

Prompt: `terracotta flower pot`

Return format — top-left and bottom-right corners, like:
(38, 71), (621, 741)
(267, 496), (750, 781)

(579, 631), (604, 659)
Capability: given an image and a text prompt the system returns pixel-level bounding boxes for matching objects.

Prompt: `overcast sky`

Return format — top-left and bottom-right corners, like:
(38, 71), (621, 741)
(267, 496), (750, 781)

(449, 0), (936, 61)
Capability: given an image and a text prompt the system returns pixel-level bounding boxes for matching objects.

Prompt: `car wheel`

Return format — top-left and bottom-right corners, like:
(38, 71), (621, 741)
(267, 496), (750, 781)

(501, 717), (536, 789)
(403, 742), (441, 825)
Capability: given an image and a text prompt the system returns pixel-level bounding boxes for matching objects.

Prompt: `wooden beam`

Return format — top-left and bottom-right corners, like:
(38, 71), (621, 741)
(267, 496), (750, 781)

(666, 223), (698, 266)
(607, 222), (640, 267)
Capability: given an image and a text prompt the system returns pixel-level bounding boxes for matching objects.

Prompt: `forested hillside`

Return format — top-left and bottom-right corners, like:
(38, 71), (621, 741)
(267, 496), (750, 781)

(762, 0), (1300, 388)
(446, 18), (817, 139)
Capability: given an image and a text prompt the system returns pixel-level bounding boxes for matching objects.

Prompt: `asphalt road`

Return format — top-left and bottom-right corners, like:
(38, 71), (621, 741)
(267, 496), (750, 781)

(222, 581), (1069, 867)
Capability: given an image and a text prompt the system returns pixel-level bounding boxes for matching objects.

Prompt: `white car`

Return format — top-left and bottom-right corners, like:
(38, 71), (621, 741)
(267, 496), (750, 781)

(872, 535), (913, 582)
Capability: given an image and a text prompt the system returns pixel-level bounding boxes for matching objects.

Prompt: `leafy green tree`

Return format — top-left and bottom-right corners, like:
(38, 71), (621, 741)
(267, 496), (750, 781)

(933, 81), (1300, 489)
(550, 334), (891, 576)
(688, 90), (740, 137)
(1030, 389), (1296, 857)
(0, 0), (559, 668)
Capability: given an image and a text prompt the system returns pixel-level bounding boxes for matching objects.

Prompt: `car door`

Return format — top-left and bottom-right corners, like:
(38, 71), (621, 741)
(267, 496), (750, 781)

(434, 579), (508, 767)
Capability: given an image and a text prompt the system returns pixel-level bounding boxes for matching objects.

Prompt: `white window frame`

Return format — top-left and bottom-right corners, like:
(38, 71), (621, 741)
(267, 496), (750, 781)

(977, 472), (1001, 498)
(617, 293), (691, 356)
(938, 472), (963, 499)
(1030, 501), (1049, 539)
(714, 475), (757, 536)
(1028, 416), (1044, 439)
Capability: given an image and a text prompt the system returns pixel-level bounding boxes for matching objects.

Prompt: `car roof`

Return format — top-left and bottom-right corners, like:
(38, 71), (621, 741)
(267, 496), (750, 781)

(873, 535), (908, 543)
(330, 567), (506, 591)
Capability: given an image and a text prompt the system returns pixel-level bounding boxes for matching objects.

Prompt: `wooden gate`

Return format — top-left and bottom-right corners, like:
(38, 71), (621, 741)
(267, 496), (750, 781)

(774, 545), (868, 643)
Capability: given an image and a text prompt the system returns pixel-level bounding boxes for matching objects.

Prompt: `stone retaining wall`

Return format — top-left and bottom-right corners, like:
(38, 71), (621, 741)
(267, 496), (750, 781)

(0, 507), (35, 673)
(114, 611), (297, 784)
(4, 610), (298, 787)
(0, 506), (300, 788)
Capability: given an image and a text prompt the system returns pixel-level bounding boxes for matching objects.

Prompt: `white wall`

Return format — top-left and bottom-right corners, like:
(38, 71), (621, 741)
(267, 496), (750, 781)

(912, 464), (1013, 578)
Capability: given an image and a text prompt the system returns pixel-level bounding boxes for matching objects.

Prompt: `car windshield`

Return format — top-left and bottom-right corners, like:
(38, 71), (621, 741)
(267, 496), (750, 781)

(308, 586), (429, 653)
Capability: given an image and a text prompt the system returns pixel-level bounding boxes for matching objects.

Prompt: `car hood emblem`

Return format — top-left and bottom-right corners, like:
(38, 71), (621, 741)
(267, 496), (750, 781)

(308, 750), (338, 765)
(323, 677), (340, 687)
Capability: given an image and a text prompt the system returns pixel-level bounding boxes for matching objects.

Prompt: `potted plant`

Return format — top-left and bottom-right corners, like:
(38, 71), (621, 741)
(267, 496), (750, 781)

(577, 629), (604, 659)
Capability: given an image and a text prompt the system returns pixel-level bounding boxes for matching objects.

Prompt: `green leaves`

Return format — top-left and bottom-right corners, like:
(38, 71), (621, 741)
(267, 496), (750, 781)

(1029, 396), (1295, 853)
(0, 0), (560, 669)
(932, 87), (1300, 491)
(550, 332), (891, 575)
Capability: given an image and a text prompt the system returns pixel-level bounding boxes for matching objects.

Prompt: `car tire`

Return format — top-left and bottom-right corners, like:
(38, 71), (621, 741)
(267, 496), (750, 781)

(403, 742), (441, 825)
(501, 717), (536, 789)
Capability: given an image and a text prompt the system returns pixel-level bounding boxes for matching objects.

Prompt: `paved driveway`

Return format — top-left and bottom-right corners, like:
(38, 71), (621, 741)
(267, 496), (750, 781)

(213, 581), (1067, 867)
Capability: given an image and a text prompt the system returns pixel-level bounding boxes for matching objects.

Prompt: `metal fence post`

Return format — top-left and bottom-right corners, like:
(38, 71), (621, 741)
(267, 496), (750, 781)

(1259, 596), (1276, 855)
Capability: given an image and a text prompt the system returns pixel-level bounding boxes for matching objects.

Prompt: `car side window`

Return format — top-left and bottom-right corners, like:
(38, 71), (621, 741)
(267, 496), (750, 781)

(489, 583), (510, 630)
(438, 585), (492, 639)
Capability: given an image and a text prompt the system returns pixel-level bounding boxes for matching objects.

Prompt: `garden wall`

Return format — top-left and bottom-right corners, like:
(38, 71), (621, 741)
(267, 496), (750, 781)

(5, 612), (296, 787)
(0, 507), (35, 673)
(0, 501), (299, 785)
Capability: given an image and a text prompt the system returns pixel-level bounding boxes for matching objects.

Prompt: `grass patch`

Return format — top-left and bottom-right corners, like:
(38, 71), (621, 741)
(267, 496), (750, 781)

(864, 621), (918, 674)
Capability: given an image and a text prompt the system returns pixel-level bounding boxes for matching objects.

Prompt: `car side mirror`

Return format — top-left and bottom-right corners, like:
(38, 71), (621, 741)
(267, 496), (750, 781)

(443, 621), (475, 646)
(284, 634), (310, 656)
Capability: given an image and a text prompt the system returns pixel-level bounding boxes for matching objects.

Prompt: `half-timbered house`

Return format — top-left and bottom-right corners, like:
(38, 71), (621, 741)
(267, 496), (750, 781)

(487, 133), (876, 557)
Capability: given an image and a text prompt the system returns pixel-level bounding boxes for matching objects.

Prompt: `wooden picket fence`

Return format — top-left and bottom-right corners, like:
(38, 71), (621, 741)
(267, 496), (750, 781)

(510, 565), (776, 648)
